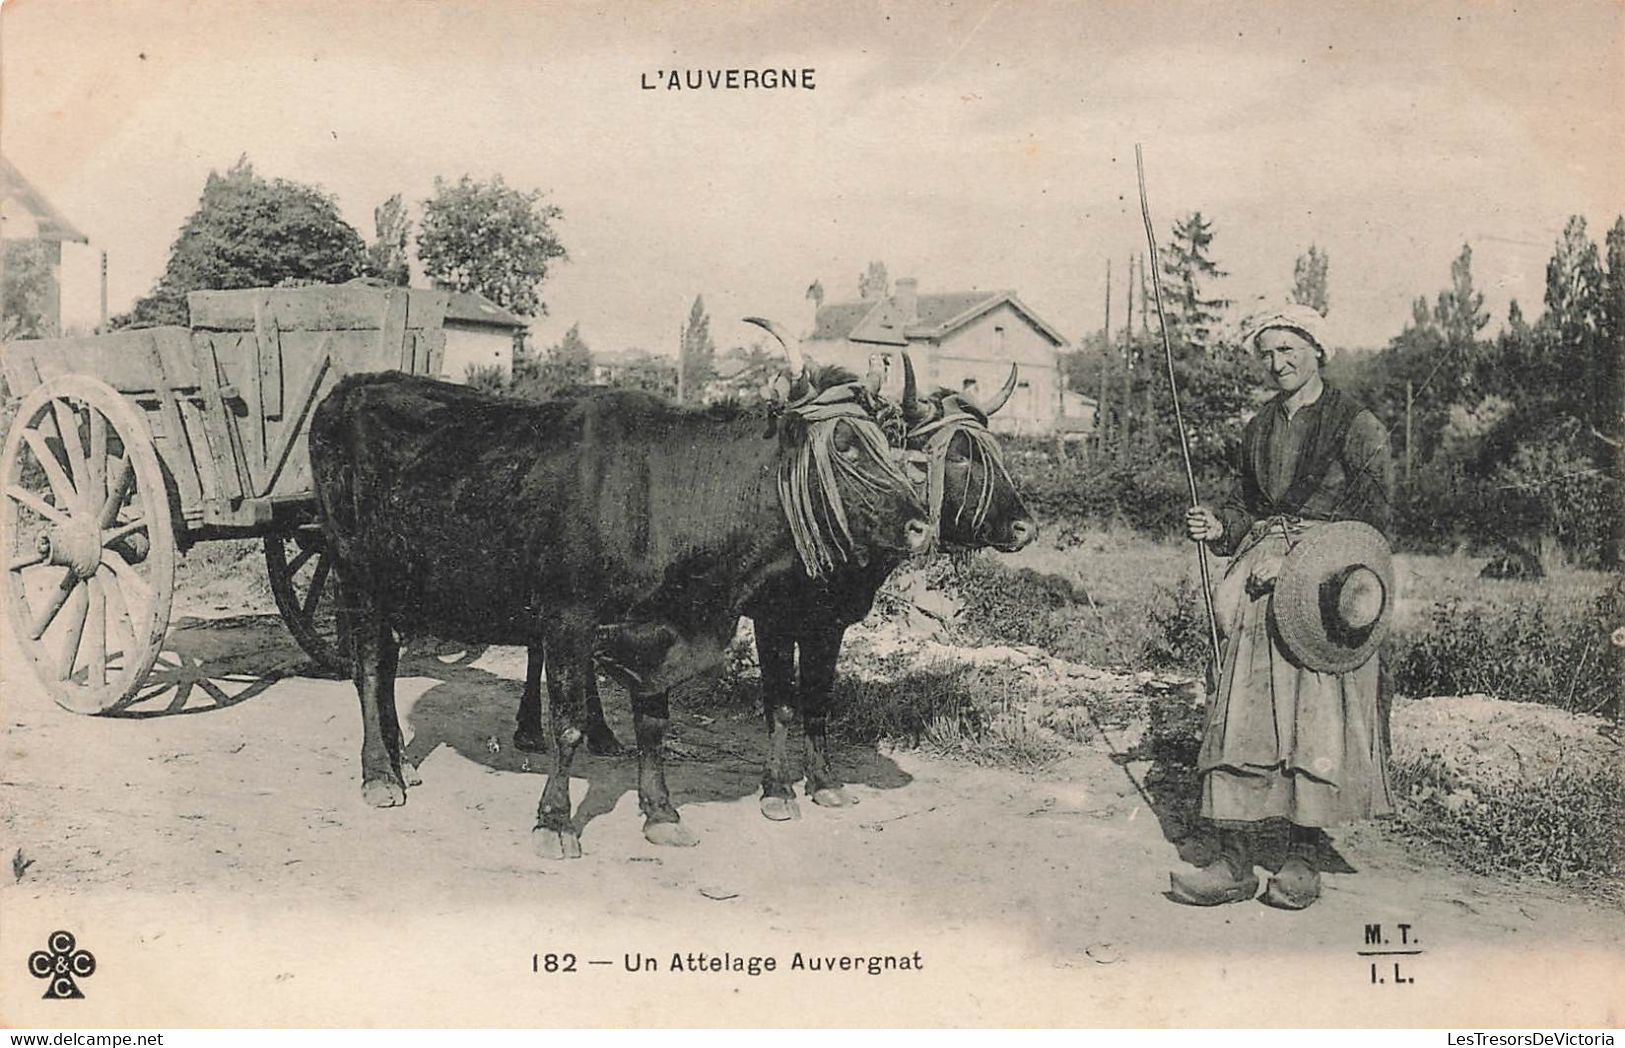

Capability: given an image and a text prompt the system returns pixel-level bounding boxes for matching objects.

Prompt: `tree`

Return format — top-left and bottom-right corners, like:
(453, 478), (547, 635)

(417, 174), (566, 317)
(858, 261), (889, 300)
(1435, 243), (1490, 348)
(1161, 212), (1229, 347)
(1290, 244), (1330, 316)
(117, 157), (366, 327)
(679, 295), (716, 401)
(1, 240), (53, 340)
(364, 194), (411, 286)
(509, 322), (593, 400)
(1543, 216), (1608, 433)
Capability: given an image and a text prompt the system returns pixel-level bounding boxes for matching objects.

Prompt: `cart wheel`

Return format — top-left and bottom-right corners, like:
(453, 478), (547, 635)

(1, 375), (176, 714)
(264, 529), (349, 673)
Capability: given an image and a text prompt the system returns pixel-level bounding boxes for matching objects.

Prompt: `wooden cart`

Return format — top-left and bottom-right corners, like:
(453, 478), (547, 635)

(1, 284), (455, 713)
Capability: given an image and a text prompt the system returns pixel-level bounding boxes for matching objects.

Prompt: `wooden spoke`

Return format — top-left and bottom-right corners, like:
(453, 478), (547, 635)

(102, 517), (148, 546)
(50, 400), (89, 490)
(31, 571), (77, 640)
(197, 678), (232, 705)
(88, 409), (108, 504)
(85, 576), (108, 687)
(97, 456), (135, 528)
(285, 544), (317, 577)
(3, 376), (175, 714)
(101, 550), (155, 640)
(100, 572), (133, 647)
(10, 548), (48, 571)
(302, 555), (331, 619)
(57, 582), (90, 681)
(19, 430), (76, 507)
(7, 484), (67, 525)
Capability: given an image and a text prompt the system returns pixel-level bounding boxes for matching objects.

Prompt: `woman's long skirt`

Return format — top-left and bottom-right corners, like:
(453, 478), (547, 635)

(1199, 519), (1395, 827)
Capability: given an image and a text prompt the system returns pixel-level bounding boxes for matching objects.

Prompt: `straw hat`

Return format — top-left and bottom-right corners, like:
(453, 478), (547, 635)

(1270, 522), (1394, 673)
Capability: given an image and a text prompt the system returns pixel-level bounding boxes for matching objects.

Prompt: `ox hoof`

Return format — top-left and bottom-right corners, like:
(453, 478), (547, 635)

(512, 727), (548, 754)
(644, 820), (699, 848)
(533, 828), (583, 860)
(400, 761), (423, 787)
(362, 778), (406, 808)
(760, 795), (802, 822)
(585, 725), (627, 757)
(811, 787), (858, 808)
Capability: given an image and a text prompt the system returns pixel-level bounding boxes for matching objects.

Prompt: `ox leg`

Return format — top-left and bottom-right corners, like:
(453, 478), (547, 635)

(634, 689), (698, 847)
(582, 673), (626, 757)
(514, 645), (548, 753)
(754, 617), (801, 822)
(801, 623), (857, 808)
(534, 624), (590, 860)
(349, 588), (406, 808)
(515, 645), (625, 757)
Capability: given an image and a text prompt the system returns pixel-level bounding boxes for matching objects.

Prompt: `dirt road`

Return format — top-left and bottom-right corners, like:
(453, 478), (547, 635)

(2, 608), (1620, 1027)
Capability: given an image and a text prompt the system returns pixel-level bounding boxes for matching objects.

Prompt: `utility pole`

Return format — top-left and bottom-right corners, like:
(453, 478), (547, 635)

(1099, 260), (1112, 457)
(676, 320), (686, 404)
(1119, 253), (1134, 462)
(99, 251), (109, 332)
(1405, 380), (1415, 482)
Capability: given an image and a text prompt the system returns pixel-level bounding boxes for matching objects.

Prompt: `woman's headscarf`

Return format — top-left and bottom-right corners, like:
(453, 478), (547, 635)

(1241, 303), (1332, 359)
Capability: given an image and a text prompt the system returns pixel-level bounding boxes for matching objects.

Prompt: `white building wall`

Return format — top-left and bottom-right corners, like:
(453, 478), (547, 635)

(441, 326), (515, 383)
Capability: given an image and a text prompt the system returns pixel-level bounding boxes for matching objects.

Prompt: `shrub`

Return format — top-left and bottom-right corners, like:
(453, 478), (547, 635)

(1392, 587), (1620, 717)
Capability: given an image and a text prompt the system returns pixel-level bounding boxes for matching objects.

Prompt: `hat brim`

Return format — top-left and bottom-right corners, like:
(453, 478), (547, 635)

(1270, 521), (1394, 673)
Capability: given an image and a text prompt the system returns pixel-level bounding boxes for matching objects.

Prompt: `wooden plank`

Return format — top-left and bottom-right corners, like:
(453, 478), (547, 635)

(253, 294), (284, 417)
(420, 330), (446, 377)
(141, 339), (205, 527)
(237, 326), (267, 477)
(255, 340), (331, 499)
(10, 327), (200, 394)
(192, 333), (247, 508)
(188, 286), (447, 332)
(381, 288), (410, 370)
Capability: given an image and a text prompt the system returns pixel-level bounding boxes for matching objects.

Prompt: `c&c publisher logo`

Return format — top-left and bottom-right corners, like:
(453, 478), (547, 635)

(28, 930), (96, 999)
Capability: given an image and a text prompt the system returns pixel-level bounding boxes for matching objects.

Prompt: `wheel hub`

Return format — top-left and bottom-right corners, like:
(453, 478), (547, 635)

(42, 521), (102, 578)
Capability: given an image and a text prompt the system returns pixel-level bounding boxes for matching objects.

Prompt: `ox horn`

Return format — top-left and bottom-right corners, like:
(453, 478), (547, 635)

(742, 316), (806, 381)
(980, 364), (1019, 416)
(900, 351), (931, 426)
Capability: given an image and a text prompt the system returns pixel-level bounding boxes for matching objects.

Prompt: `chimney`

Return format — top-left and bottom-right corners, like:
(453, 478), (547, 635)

(895, 277), (918, 324)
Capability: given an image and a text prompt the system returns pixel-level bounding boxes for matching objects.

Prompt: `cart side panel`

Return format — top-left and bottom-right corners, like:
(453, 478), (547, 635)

(188, 285), (449, 333)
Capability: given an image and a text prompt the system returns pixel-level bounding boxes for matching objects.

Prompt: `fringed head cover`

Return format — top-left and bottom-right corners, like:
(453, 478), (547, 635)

(778, 382), (917, 579)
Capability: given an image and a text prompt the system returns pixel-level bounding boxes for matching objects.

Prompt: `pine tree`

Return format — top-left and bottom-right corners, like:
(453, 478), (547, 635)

(1160, 212), (1229, 347)
(364, 194), (412, 286)
(679, 295), (716, 402)
(1290, 244), (1330, 316)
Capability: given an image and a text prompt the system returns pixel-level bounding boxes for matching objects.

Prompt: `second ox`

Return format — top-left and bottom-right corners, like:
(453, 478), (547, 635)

(511, 319), (1037, 820)
(308, 340), (930, 859)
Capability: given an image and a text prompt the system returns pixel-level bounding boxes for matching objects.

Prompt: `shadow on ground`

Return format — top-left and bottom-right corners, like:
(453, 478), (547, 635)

(95, 609), (914, 832)
(1102, 692), (1360, 880)
(403, 666), (915, 835)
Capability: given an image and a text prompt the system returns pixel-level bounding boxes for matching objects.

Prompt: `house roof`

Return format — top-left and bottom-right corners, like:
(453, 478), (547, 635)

(0, 155), (88, 243)
(809, 287), (1067, 348)
(444, 290), (527, 329)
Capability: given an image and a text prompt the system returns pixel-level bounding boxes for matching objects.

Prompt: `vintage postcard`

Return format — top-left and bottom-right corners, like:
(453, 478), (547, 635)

(1, 0), (1621, 1030)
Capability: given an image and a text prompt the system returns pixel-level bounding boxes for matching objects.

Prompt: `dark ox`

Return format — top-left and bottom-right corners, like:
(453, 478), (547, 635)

(511, 322), (1037, 820)
(309, 364), (929, 859)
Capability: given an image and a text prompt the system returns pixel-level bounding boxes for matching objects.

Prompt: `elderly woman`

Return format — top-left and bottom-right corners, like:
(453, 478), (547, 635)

(1173, 304), (1395, 910)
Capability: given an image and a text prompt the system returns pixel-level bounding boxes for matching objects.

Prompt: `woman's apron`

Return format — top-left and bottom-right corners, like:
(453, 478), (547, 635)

(1199, 516), (1394, 827)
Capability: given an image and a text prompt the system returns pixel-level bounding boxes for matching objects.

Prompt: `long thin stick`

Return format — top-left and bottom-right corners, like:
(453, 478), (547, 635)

(1134, 144), (1223, 672)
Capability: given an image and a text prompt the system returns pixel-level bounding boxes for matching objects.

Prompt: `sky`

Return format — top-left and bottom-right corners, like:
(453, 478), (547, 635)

(3, 0), (1622, 356)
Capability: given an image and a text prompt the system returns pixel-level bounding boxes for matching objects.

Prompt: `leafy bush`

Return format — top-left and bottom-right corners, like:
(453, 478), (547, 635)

(1391, 587), (1620, 717)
